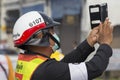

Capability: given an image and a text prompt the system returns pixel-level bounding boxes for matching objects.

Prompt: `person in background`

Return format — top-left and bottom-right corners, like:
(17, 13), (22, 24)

(0, 54), (14, 80)
(13, 11), (113, 80)
(0, 31), (14, 80)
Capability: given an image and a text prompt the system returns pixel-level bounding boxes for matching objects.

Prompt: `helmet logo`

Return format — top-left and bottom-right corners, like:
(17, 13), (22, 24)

(13, 33), (20, 39)
(29, 18), (42, 27)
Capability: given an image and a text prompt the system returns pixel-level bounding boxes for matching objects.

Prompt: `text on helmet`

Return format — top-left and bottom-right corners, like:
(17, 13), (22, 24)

(29, 18), (42, 27)
(13, 33), (20, 39)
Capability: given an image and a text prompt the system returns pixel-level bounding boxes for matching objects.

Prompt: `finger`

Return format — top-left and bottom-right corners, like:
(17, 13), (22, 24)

(103, 18), (108, 26)
(95, 34), (99, 41)
(92, 27), (99, 33)
(93, 34), (99, 42)
(110, 25), (114, 33)
(93, 26), (99, 31)
(92, 36), (97, 42)
(94, 29), (99, 34)
(105, 17), (109, 23)
(106, 22), (111, 30)
(104, 18), (109, 29)
(99, 22), (102, 33)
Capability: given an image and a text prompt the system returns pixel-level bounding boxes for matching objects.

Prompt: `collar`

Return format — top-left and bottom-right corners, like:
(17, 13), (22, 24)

(24, 50), (50, 59)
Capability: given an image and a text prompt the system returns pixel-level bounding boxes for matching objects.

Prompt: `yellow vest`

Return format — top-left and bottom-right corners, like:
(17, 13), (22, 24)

(15, 54), (47, 80)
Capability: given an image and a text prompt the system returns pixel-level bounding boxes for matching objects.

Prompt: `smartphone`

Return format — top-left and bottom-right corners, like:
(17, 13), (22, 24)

(89, 3), (108, 29)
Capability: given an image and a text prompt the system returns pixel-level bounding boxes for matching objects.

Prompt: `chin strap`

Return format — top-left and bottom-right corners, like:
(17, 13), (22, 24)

(46, 32), (60, 49)
(24, 50), (50, 58)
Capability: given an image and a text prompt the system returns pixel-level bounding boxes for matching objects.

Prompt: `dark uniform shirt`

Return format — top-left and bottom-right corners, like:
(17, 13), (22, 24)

(24, 40), (112, 80)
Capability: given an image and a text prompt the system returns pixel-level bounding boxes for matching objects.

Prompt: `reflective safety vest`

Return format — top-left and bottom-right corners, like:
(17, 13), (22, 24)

(15, 54), (48, 80)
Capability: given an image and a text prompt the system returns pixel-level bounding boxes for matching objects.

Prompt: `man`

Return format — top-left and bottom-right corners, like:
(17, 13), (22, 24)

(13, 11), (113, 80)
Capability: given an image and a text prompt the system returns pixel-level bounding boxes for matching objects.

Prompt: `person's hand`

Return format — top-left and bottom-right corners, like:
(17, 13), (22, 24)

(87, 27), (99, 47)
(97, 18), (113, 45)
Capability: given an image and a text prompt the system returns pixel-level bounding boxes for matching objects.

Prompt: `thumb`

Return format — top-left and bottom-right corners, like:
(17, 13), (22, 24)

(93, 34), (99, 42)
(92, 36), (97, 42)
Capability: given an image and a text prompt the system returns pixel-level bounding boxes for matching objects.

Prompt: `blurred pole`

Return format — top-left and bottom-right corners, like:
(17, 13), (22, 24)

(45, 0), (51, 17)
(19, 0), (23, 16)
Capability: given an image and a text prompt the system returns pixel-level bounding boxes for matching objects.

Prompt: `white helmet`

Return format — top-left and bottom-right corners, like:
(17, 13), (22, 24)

(13, 11), (60, 50)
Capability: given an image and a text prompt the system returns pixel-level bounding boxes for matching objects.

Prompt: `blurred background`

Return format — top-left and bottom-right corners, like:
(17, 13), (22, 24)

(0, 0), (120, 80)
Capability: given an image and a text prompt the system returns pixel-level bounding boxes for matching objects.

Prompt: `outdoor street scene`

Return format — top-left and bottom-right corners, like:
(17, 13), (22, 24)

(0, 0), (120, 80)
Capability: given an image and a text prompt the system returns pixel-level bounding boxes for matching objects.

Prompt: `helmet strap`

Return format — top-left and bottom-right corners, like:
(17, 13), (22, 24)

(46, 33), (60, 49)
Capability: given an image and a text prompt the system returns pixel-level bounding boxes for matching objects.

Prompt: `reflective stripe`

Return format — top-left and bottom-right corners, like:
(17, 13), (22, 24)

(69, 62), (88, 80)
(15, 54), (47, 80)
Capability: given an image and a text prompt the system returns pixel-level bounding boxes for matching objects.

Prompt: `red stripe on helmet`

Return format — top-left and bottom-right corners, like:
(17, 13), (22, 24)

(14, 23), (46, 46)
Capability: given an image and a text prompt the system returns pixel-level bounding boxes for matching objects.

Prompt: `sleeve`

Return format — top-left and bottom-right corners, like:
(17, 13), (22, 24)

(61, 40), (95, 63)
(68, 62), (88, 80)
(45, 60), (89, 80)
(32, 60), (89, 80)
(86, 44), (113, 80)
